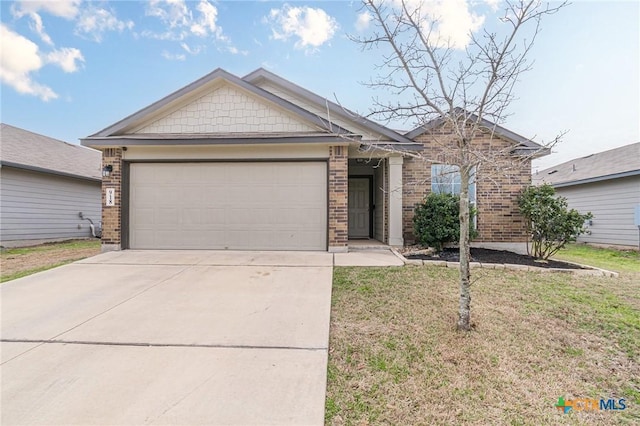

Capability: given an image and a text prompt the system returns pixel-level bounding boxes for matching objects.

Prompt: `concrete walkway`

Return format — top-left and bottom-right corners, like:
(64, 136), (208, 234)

(1, 251), (338, 425)
(334, 249), (405, 267)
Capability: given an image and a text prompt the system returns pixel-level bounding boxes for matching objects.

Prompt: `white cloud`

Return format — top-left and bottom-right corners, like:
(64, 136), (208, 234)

(395, 0), (485, 49)
(0, 24), (56, 101)
(45, 47), (84, 72)
(483, 0), (501, 12)
(190, 0), (221, 38)
(145, 0), (240, 59)
(224, 46), (248, 56)
(0, 23), (85, 101)
(140, 29), (180, 41)
(75, 6), (134, 42)
(147, 0), (190, 29)
(161, 50), (186, 61)
(355, 11), (372, 32)
(267, 5), (338, 51)
(146, 0), (223, 39)
(27, 11), (54, 45)
(11, 1), (64, 47)
(180, 42), (201, 55)
(13, 1), (132, 45)
(12, 0), (81, 19)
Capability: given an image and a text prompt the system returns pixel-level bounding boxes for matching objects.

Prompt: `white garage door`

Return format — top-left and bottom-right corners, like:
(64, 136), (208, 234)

(129, 162), (327, 250)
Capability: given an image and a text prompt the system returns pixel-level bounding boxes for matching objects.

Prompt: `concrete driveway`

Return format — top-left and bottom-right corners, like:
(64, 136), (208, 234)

(1, 250), (334, 425)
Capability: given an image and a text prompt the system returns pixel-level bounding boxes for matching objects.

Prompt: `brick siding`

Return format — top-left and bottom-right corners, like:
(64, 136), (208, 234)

(403, 125), (532, 243)
(101, 148), (122, 247)
(328, 146), (348, 248)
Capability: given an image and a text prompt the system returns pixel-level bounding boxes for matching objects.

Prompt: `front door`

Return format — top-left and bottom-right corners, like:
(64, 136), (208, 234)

(348, 178), (370, 238)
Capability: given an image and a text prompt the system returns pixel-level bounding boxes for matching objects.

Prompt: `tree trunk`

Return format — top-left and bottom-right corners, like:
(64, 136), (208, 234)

(457, 166), (472, 331)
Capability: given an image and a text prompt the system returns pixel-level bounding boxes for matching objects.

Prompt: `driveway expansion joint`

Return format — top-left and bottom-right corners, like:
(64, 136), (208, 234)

(79, 262), (332, 268)
(1, 339), (328, 352)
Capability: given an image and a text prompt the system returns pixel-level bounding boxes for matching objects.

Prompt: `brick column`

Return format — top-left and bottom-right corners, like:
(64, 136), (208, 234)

(101, 148), (122, 251)
(328, 146), (348, 252)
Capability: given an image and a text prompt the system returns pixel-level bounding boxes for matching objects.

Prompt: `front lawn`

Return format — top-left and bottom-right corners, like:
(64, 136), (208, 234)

(554, 243), (640, 273)
(326, 245), (640, 425)
(1, 239), (101, 282)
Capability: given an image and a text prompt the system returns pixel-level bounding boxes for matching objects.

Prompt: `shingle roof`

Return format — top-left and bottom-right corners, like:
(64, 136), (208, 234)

(86, 68), (354, 139)
(1, 123), (102, 181)
(404, 108), (550, 157)
(82, 68), (422, 152)
(243, 68), (420, 148)
(533, 142), (640, 187)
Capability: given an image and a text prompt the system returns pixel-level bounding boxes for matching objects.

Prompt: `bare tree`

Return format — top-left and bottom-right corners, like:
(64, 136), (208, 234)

(354, 0), (567, 331)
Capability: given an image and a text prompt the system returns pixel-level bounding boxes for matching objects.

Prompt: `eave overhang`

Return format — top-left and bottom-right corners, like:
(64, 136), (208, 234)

(551, 169), (640, 188)
(359, 141), (424, 153)
(81, 133), (361, 149)
(0, 161), (102, 182)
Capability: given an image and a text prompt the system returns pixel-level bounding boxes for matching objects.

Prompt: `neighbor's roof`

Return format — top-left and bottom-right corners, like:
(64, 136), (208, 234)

(533, 142), (640, 187)
(0, 123), (102, 181)
(405, 108), (549, 157)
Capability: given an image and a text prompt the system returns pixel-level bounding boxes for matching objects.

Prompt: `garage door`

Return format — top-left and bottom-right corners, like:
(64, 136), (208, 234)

(129, 162), (327, 250)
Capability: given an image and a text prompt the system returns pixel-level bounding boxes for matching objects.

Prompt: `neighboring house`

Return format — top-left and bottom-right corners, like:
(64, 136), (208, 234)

(0, 124), (102, 246)
(82, 68), (546, 252)
(533, 142), (640, 248)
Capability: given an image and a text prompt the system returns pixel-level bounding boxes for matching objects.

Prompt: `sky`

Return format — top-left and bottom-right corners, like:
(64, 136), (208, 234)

(1, 0), (638, 170)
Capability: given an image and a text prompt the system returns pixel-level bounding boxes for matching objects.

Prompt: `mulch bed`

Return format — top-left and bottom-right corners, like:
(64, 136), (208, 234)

(406, 247), (588, 270)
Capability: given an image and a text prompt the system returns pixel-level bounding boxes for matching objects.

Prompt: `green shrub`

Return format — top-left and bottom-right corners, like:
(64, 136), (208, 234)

(413, 193), (477, 252)
(518, 184), (593, 260)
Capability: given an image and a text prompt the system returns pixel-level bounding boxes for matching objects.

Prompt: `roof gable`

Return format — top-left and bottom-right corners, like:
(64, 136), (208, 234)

(89, 68), (353, 138)
(132, 83), (319, 135)
(405, 108), (549, 157)
(0, 123), (101, 181)
(243, 68), (419, 148)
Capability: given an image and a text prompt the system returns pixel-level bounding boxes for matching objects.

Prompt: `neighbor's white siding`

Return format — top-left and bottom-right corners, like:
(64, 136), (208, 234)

(0, 167), (101, 244)
(134, 85), (318, 134)
(556, 175), (640, 247)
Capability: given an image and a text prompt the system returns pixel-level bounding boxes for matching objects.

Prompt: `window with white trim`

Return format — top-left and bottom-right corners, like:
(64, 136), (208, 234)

(432, 165), (477, 229)
(431, 165), (476, 204)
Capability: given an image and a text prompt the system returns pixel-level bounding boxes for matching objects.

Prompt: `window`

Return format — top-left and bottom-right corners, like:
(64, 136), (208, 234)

(431, 165), (476, 204)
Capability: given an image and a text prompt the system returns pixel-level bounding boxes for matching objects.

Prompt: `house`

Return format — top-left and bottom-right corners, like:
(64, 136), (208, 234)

(404, 109), (548, 251)
(81, 68), (545, 253)
(533, 142), (640, 248)
(0, 124), (102, 247)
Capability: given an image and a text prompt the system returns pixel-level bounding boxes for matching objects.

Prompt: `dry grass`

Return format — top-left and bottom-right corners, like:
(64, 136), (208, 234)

(326, 249), (639, 425)
(1, 239), (101, 282)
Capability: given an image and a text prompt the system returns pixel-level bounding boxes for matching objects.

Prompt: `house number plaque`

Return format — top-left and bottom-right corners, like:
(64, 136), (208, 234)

(106, 188), (115, 206)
